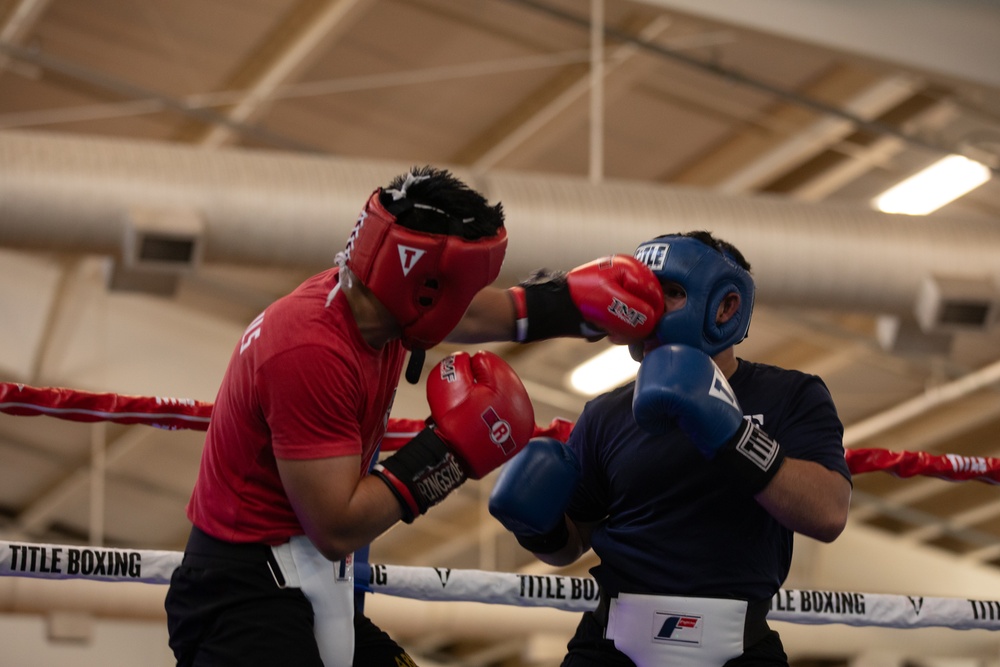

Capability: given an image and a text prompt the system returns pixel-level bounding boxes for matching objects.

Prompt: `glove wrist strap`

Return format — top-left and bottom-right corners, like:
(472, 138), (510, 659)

(507, 271), (587, 342)
(373, 428), (467, 523)
(714, 421), (786, 496)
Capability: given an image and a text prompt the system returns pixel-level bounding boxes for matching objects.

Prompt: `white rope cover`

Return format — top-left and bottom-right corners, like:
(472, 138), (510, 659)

(2, 540), (998, 630)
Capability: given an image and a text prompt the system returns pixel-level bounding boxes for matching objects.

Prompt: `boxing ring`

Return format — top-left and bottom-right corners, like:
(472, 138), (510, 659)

(2, 381), (1000, 644)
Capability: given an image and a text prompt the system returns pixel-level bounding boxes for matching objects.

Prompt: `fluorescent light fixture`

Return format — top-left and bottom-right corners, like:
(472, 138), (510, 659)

(873, 154), (991, 215)
(568, 345), (639, 396)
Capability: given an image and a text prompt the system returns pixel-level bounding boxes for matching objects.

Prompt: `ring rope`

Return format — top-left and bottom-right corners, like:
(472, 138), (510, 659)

(0, 538), (998, 631)
(3, 381), (999, 483)
(5, 382), (1000, 632)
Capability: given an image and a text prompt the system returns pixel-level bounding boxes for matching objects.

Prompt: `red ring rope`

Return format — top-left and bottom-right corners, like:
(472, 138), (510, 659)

(2, 381), (997, 483)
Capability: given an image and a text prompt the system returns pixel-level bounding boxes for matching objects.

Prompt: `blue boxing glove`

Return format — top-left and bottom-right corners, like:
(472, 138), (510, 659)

(488, 437), (581, 554)
(633, 344), (785, 494)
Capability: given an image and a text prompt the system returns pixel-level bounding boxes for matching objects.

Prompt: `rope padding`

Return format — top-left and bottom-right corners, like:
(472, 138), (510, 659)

(1, 539), (997, 630)
(3, 382), (999, 483)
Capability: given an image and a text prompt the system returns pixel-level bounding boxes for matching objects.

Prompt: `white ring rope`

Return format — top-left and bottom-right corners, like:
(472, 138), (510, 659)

(4, 383), (1000, 633)
(1, 539), (998, 631)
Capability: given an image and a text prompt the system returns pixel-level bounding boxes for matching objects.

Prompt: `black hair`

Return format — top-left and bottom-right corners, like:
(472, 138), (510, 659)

(381, 166), (504, 241)
(678, 230), (752, 273)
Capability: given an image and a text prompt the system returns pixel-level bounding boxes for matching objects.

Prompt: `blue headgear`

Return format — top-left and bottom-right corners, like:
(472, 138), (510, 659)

(633, 235), (755, 356)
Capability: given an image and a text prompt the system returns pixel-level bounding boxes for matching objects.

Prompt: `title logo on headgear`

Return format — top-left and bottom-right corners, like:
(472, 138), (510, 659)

(397, 245), (426, 276)
(634, 243), (670, 271)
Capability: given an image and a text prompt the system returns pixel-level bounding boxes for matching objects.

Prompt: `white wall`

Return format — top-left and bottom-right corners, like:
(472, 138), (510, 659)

(0, 613), (174, 667)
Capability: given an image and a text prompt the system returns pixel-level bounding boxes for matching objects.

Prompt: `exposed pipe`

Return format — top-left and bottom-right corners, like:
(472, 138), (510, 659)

(2, 130), (1000, 317)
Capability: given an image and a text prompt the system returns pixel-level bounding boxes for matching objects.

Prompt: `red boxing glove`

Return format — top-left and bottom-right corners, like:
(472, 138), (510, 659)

(429, 350), (535, 479)
(567, 255), (664, 344)
(373, 351), (534, 522)
(509, 254), (664, 344)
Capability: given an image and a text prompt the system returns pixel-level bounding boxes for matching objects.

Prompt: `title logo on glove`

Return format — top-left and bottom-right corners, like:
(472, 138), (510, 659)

(708, 366), (739, 411)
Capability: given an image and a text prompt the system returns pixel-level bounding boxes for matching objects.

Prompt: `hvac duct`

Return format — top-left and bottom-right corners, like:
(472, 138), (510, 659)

(2, 130), (1000, 316)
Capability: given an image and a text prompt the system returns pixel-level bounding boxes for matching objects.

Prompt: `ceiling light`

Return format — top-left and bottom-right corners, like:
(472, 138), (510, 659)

(568, 345), (639, 396)
(873, 154), (991, 215)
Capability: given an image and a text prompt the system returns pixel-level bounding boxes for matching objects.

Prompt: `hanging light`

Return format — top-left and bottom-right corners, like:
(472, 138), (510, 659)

(873, 154), (991, 215)
(568, 345), (639, 396)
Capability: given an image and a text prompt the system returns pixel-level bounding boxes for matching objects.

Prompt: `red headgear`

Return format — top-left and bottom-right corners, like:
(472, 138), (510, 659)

(342, 189), (507, 350)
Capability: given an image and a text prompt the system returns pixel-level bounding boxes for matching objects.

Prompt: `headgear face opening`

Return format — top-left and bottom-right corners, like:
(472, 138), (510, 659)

(633, 235), (754, 356)
(342, 189), (507, 350)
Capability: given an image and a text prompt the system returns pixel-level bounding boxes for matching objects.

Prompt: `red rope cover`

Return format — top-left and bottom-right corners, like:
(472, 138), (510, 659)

(3, 382), (996, 483)
(0, 382), (212, 431)
(846, 447), (1000, 484)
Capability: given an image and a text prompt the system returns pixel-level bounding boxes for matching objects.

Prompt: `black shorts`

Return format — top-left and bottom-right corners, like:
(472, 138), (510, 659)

(561, 609), (789, 667)
(165, 527), (415, 666)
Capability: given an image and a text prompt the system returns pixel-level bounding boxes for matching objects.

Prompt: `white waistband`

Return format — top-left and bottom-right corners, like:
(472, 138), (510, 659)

(270, 537), (355, 667)
(606, 593), (748, 667)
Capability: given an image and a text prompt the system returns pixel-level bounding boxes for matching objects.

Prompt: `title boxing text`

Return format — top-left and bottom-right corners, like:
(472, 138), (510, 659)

(6, 544), (142, 579)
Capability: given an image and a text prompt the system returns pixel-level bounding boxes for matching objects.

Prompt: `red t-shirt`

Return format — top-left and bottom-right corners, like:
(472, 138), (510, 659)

(187, 268), (406, 544)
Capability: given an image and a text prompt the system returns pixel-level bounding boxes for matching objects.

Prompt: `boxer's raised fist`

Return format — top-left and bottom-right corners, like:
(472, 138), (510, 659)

(428, 350), (535, 479)
(566, 255), (664, 344)
(632, 344), (785, 494)
(509, 255), (663, 344)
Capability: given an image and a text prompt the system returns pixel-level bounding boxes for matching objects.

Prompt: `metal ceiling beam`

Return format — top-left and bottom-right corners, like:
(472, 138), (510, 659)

(715, 75), (924, 194)
(0, 0), (50, 72)
(636, 0), (1000, 91)
(0, 42), (317, 152)
(0, 49), (620, 133)
(193, 0), (376, 148)
(901, 493), (1000, 545)
(466, 15), (674, 170)
(504, 0), (1000, 175)
(507, 0), (984, 172)
(845, 358), (1000, 447)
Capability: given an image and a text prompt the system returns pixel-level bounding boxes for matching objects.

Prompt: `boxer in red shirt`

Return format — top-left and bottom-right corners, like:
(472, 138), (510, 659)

(165, 166), (665, 667)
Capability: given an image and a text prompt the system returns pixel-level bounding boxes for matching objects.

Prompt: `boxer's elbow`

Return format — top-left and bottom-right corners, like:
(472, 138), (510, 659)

(316, 541), (354, 563)
(808, 508), (849, 543)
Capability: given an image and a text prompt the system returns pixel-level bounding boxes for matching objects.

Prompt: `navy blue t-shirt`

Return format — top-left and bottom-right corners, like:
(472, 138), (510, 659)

(566, 358), (850, 603)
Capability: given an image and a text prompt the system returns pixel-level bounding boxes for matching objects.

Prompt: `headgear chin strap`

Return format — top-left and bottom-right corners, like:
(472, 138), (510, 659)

(341, 188), (507, 350)
(633, 235), (754, 357)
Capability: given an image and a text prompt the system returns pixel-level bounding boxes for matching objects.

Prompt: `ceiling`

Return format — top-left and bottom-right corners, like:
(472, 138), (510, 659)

(2, 0), (1000, 663)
